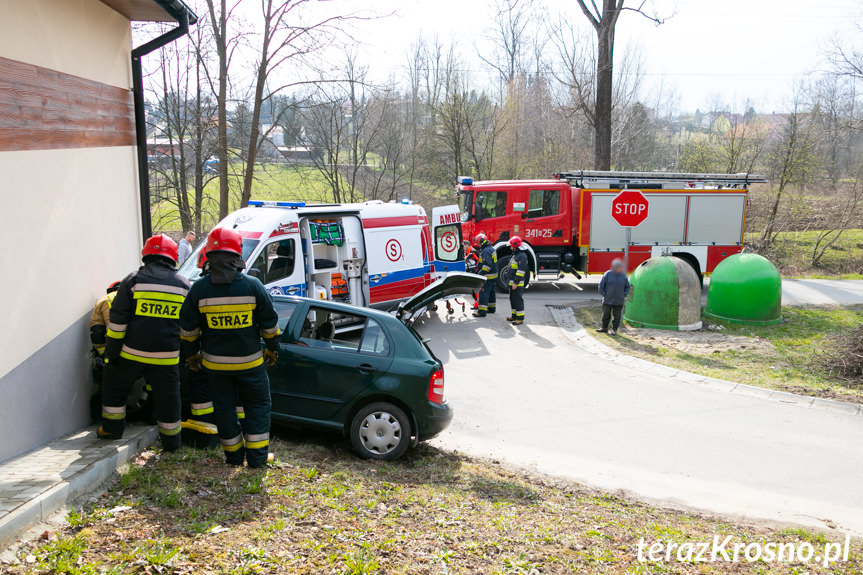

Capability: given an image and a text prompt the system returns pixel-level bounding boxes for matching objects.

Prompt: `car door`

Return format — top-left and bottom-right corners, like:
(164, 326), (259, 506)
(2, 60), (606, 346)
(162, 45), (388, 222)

(270, 303), (393, 423)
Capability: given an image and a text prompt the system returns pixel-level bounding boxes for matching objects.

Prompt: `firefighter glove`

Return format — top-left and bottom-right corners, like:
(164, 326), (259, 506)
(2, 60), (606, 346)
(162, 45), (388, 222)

(188, 353), (203, 372)
(264, 349), (278, 367)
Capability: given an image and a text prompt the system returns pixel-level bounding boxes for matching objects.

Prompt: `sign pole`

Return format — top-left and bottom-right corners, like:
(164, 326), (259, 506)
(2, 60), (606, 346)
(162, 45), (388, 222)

(624, 227), (631, 272)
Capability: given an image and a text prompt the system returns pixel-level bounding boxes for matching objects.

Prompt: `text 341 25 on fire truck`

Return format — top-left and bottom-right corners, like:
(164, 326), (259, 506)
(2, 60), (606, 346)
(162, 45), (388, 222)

(456, 170), (768, 290)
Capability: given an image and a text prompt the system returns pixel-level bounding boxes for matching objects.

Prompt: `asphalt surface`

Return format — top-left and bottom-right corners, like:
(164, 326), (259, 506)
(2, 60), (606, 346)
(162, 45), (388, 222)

(415, 278), (863, 534)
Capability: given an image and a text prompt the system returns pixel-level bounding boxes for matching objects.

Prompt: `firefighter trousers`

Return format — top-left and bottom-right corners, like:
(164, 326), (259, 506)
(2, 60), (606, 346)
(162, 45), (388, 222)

(509, 286), (525, 320)
(101, 358), (181, 450)
(477, 277), (497, 316)
(207, 365), (271, 468)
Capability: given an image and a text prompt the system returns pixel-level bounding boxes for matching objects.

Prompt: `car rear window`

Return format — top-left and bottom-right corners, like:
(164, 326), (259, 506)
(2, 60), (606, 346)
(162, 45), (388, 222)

(273, 300), (297, 332)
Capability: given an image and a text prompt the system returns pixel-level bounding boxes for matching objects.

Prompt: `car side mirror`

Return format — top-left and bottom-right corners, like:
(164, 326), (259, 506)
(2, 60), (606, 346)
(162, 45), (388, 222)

(248, 268), (262, 280)
(521, 212), (528, 219)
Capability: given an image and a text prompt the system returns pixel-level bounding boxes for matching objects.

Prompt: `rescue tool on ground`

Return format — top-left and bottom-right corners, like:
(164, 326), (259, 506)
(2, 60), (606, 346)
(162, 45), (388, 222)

(456, 171), (767, 289)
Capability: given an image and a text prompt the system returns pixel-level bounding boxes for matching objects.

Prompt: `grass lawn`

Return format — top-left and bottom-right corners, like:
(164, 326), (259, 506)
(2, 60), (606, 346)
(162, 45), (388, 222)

(745, 229), (863, 279)
(8, 437), (862, 574)
(573, 304), (863, 403)
(151, 164), (347, 233)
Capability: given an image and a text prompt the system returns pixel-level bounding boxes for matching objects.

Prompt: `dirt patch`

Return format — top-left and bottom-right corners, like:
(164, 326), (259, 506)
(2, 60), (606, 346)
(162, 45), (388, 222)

(618, 325), (776, 357)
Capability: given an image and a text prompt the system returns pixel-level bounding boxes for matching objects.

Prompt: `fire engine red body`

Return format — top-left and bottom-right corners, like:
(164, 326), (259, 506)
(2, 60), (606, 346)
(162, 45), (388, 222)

(457, 171), (767, 289)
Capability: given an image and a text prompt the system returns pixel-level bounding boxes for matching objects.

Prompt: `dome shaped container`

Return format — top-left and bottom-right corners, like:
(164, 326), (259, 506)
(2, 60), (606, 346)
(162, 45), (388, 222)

(623, 256), (703, 331)
(704, 253), (781, 325)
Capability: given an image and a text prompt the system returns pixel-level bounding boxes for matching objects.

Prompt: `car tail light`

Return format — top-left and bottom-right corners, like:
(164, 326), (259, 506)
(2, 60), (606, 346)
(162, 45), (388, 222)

(428, 368), (445, 404)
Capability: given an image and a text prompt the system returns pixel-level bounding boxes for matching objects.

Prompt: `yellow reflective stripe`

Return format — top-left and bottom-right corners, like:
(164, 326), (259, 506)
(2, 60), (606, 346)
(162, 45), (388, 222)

(236, 407), (246, 419)
(485, 274), (498, 279)
(245, 433), (268, 442)
(191, 402), (214, 416)
(180, 328), (200, 337)
(102, 405), (125, 420)
(133, 283), (188, 296)
(181, 334), (199, 342)
(158, 421), (182, 435)
(245, 440), (269, 449)
(120, 350), (180, 366)
(200, 303), (256, 313)
(202, 357), (263, 371)
(107, 329), (125, 339)
(261, 326), (281, 339)
(515, 270), (525, 276)
(221, 434), (243, 452)
(199, 296), (255, 307)
(133, 291), (185, 303)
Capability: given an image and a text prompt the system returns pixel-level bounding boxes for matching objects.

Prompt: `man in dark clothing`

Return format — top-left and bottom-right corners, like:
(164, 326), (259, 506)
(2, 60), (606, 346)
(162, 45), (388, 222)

(597, 258), (630, 336)
(506, 236), (529, 325)
(179, 227), (280, 468)
(100, 234), (189, 451)
(472, 233), (497, 317)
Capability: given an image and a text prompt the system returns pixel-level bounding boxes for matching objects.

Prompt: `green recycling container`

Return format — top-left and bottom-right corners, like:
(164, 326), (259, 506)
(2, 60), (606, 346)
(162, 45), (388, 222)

(704, 253), (781, 325)
(623, 256), (703, 331)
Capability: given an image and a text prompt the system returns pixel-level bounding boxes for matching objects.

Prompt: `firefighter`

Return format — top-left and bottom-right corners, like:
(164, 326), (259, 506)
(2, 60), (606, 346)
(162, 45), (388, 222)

(99, 234), (189, 451)
(88, 281), (120, 420)
(472, 233), (497, 317)
(179, 227), (281, 468)
(507, 236), (529, 325)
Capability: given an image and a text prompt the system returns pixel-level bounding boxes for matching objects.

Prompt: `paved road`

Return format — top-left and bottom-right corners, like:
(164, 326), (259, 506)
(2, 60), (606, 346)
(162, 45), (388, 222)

(415, 280), (863, 533)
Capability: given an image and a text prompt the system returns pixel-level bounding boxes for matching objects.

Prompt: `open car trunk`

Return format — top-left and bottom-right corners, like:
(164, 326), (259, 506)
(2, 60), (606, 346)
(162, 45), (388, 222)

(395, 272), (486, 323)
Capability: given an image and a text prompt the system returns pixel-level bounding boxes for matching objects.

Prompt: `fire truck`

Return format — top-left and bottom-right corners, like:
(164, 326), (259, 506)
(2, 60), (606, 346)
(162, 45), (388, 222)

(457, 171), (767, 289)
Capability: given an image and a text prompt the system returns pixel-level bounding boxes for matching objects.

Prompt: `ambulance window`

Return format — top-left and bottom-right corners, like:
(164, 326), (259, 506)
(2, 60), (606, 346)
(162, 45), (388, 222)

(476, 191), (506, 219)
(528, 190), (561, 218)
(435, 225), (461, 262)
(250, 239), (295, 285)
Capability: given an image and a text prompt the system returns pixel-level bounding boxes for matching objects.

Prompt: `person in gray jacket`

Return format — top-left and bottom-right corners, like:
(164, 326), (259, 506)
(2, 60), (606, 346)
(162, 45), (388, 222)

(597, 259), (630, 335)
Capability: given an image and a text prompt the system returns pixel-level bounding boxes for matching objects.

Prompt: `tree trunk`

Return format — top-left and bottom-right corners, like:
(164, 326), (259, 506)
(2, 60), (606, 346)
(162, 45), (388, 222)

(211, 0), (230, 219)
(593, 19), (614, 170)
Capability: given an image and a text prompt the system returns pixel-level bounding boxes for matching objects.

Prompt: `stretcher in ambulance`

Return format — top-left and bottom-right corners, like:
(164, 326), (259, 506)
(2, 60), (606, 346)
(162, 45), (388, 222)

(178, 200), (483, 317)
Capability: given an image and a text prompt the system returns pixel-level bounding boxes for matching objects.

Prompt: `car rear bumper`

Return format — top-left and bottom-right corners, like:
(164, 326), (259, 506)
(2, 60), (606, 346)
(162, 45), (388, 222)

(417, 401), (453, 441)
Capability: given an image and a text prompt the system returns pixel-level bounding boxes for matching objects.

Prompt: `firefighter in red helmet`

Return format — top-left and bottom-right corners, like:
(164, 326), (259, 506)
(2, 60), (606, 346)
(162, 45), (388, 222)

(506, 236), (529, 325)
(180, 227), (281, 467)
(99, 234), (190, 451)
(473, 232), (497, 317)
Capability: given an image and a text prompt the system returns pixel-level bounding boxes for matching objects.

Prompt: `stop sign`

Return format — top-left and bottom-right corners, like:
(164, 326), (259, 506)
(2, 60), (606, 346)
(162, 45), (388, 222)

(611, 190), (649, 227)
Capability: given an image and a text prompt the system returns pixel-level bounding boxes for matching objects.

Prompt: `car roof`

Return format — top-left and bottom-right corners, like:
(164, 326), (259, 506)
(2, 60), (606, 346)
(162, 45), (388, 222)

(272, 295), (402, 325)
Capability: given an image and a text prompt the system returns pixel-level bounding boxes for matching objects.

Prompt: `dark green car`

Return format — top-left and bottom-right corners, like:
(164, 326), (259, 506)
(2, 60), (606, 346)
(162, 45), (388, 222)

(265, 295), (451, 460)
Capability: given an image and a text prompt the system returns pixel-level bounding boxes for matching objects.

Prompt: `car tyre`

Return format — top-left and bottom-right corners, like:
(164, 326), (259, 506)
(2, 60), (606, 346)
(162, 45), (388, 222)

(350, 402), (412, 460)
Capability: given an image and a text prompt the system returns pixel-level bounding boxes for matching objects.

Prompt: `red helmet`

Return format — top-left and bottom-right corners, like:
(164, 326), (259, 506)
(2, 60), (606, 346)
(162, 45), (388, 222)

(206, 227), (243, 257)
(142, 234), (178, 263)
(107, 280), (121, 294)
(473, 232), (488, 246)
(508, 235), (523, 249)
(196, 249), (209, 269)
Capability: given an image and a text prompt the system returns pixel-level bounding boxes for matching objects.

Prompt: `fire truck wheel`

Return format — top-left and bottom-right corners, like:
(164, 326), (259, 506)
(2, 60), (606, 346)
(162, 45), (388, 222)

(350, 402), (412, 461)
(496, 255), (514, 292)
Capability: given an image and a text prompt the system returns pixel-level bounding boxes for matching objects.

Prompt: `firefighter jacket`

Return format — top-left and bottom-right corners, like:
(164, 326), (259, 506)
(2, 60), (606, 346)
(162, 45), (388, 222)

(479, 243), (498, 279)
(510, 249), (529, 288)
(105, 260), (191, 365)
(179, 272), (281, 372)
(89, 292), (117, 354)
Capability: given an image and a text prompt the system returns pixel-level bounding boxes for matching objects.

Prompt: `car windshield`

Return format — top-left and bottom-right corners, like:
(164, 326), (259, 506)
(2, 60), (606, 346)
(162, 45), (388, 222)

(178, 238), (260, 282)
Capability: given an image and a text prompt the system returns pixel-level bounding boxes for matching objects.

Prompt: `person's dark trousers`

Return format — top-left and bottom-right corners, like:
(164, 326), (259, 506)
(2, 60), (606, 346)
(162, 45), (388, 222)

(477, 278), (497, 316)
(100, 357), (182, 450)
(601, 304), (623, 331)
(509, 286), (525, 321)
(189, 369), (215, 424)
(207, 365), (271, 468)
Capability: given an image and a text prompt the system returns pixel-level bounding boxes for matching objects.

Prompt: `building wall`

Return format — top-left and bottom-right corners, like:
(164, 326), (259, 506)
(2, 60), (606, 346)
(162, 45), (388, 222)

(0, 0), (141, 462)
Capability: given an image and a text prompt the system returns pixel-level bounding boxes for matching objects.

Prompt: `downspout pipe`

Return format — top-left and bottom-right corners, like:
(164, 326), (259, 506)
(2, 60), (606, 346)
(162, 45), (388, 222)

(131, 10), (190, 241)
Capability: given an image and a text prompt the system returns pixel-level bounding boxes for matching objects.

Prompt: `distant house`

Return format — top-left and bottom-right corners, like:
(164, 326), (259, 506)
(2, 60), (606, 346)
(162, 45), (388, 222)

(277, 146), (315, 165)
(0, 0), (196, 463)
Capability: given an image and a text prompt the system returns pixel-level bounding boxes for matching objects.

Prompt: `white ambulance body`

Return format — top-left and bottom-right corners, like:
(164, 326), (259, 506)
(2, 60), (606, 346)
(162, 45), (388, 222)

(178, 200), (477, 314)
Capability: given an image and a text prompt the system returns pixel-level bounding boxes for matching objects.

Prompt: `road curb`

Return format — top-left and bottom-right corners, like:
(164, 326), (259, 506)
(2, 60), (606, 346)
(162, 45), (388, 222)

(548, 305), (863, 417)
(0, 426), (158, 550)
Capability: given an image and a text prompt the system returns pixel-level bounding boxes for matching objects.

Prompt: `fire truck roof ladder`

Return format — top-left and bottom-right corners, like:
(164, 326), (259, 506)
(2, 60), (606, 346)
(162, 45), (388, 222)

(555, 170), (768, 189)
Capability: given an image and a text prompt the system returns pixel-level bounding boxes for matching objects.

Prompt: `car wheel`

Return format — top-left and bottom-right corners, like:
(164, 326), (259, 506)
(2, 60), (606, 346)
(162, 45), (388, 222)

(350, 402), (412, 460)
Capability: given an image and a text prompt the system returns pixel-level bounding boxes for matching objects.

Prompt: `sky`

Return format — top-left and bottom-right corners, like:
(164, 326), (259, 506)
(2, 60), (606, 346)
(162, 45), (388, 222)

(346, 0), (863, 113)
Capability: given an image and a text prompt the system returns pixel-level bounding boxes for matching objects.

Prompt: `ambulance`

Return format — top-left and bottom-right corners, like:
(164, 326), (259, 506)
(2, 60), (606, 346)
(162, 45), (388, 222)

(178, 200), (483, 321)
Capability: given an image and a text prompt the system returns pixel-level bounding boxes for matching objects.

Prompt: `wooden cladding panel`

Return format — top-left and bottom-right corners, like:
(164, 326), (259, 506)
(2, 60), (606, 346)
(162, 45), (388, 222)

(0, 56), (135, 152)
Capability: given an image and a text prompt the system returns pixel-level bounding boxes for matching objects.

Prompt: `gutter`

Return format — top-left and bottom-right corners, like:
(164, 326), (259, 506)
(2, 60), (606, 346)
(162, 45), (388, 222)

(131, 1), (197, 241)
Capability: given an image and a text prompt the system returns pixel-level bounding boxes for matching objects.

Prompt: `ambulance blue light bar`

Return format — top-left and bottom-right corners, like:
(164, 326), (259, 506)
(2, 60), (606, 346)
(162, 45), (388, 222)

(457, 176), (473, 186)
(248, 200), (306, 208)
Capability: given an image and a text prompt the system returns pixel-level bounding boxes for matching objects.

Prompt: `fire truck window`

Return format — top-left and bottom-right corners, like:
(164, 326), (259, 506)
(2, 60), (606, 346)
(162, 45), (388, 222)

(250, 239), (295, 285)
(528, 190), (561, 218)
(477, 191), (507, 219)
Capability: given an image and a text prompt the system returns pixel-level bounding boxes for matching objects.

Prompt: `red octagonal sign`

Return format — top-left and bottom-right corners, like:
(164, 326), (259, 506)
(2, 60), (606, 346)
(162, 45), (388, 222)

(611, 189), (650, 228)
